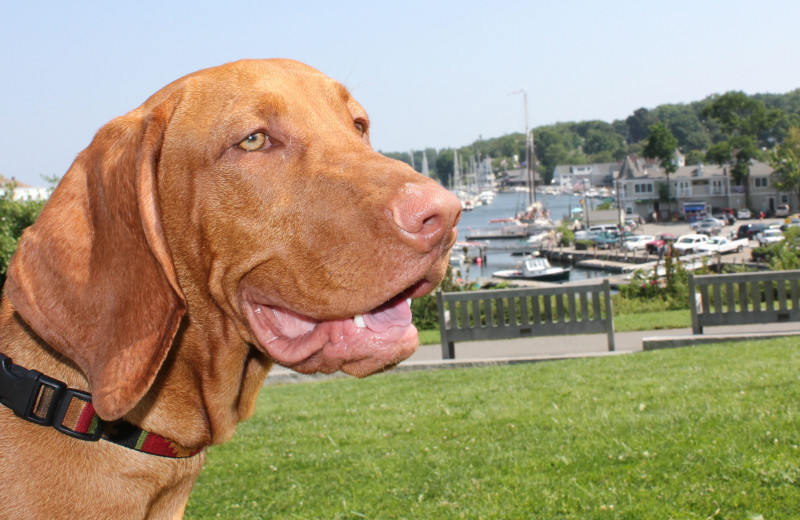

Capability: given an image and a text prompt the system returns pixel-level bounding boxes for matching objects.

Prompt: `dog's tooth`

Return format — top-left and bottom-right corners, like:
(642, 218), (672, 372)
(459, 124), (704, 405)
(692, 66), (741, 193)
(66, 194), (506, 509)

(407, 298), (412, 307)
(354, 314), (367, 328)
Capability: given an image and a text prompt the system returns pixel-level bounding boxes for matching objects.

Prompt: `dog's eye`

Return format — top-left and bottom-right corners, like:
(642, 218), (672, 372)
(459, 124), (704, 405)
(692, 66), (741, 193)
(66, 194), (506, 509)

(237, 132), (271, 151)
(354, 120), (367, 136)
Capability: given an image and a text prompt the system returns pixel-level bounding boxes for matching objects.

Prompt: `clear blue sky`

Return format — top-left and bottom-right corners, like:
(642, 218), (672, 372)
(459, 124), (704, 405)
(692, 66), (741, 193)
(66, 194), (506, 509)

(2, 0), (800, 186)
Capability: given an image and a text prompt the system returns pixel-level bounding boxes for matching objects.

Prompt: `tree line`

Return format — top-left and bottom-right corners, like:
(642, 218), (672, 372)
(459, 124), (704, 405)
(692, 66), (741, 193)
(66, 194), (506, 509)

(383, 89), (800, 193)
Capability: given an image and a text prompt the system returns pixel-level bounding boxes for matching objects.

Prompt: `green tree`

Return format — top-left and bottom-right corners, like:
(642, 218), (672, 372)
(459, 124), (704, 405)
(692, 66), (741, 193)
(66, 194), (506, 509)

(769, 126), (800, 206)
(643, 122), (678, 216)
(434, 149), (455, 188)
(654, 103), (712, 152)
(625, 108), (658, 144)
(0, 188), (46, 285)
(701, 91), (781, 208)
(582, 128), (626, 161)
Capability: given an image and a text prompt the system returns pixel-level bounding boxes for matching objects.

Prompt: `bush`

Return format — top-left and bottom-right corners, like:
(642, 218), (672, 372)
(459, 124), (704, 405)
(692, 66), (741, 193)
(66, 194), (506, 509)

(557, 225), (574, 246)
(617, 252), (702, 311)
(0, 190), (46, 285)
(411, 265), (462, 330)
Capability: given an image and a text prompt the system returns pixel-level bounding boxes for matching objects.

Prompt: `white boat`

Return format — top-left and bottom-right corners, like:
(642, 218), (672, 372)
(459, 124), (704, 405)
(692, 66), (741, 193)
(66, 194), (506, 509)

(479, 190), (496, 205)
(492, 255), (571, 282)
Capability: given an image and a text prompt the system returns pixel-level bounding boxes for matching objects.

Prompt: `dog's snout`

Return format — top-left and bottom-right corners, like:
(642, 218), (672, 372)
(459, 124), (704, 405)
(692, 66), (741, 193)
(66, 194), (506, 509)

(390, 183), (462, 254)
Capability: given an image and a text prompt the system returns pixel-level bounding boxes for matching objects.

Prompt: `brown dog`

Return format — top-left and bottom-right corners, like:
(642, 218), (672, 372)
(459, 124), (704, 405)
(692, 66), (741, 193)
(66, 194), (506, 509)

(0, 59), (460, 519)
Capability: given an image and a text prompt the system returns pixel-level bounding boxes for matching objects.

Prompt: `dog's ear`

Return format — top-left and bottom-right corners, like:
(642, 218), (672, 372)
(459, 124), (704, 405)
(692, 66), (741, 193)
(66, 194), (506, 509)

(5, 94), (186, 421)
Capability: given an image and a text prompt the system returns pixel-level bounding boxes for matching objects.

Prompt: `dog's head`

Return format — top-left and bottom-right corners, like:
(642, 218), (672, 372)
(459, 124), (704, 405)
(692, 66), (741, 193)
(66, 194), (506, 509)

(6, 59), (460, 420)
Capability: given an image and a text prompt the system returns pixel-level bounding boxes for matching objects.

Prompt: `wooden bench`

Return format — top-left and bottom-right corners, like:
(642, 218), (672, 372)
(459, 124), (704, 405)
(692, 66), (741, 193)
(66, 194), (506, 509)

(436, 279), (615, 359)
(689, 270), (800, 334)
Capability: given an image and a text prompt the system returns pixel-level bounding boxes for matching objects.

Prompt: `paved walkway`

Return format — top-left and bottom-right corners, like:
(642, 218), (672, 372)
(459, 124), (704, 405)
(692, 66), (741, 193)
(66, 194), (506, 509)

(265, 321), (800, 384)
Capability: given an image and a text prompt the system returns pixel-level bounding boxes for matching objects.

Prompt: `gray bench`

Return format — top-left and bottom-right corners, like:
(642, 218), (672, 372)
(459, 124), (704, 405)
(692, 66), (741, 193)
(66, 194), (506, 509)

(689, 270), (800, 334)
(436, 280), (615, 359)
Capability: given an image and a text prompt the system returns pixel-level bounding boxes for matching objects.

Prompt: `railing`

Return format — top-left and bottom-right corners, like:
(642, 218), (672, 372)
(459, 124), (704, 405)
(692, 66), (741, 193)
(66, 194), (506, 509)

(689, 270), (800, 334)
(436, 280), (615, 359)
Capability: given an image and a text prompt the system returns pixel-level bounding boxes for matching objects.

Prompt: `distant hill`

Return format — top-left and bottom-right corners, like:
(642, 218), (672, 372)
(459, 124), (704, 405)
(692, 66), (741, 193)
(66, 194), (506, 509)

(383, 89), (800, 188)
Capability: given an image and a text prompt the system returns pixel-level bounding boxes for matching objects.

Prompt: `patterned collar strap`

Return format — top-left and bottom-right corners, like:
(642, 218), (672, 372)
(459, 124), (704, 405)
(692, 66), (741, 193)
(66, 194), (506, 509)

(0, 352), (202, 458)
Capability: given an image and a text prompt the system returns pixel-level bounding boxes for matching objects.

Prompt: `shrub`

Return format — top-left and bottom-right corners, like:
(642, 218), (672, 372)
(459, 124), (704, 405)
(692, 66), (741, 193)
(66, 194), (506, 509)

(0, 190), (46, 285)
(557, 225), (574, 246)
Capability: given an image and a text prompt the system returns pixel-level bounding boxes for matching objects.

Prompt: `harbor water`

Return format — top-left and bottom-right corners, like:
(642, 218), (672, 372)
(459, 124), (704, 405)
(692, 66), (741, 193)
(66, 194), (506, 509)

(455, 191), (608, 284)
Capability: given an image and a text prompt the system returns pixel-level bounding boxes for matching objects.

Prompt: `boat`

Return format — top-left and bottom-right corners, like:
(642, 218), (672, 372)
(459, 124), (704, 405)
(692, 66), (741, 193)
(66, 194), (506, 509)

(492, 255), (571, 281)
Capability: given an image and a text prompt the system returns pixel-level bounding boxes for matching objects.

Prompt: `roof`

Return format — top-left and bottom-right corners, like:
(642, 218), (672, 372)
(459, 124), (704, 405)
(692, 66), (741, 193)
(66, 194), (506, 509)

(552, 162), (620, 177)
(614, 155), (772, 181)
(0, 175), (33, 188)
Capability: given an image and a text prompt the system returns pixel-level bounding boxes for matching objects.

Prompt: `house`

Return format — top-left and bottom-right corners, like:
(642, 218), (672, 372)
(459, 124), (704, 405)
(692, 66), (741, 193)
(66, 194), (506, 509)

(552, 162), (620, 190)
(0, 175), (50, 201)
(497, 166), (543, 191)
(615, 155), (793, 221)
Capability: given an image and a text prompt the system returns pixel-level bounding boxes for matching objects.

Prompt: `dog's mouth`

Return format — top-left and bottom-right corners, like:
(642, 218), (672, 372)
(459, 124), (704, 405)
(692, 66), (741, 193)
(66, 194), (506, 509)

(241, 284), (430, 377)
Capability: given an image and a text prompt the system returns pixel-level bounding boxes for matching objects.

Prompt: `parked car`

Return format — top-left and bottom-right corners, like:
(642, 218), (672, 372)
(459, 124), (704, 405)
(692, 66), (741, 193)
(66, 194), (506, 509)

(736, 223), (767, 240)
(673, 234), (709, 254)
(587, 224), (619, 234)
(757, 228), (785, 245)
(775, 204), (791, 218)
(690, 217), (725, 230)
(624, 234), (655, 252)
(714, 212), (735, 225)
(784, 213), (800, 224)
(694, 236), (748, 255)
(591, 231), (621, 249)
(737, 208), (752, 219)
(645, 233), (676, 254)
(781, 219), (800, 232)
(694, 222), (721, 236)
(624, 217), (640, 230)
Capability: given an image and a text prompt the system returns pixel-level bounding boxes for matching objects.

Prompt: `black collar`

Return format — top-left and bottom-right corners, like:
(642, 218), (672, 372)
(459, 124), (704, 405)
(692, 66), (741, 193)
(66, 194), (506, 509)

(0, 352), (201, 458)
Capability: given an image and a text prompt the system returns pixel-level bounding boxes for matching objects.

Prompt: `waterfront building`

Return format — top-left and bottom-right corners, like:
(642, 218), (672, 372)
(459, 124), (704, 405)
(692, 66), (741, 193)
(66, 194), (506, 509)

(614, 155), (791, 221)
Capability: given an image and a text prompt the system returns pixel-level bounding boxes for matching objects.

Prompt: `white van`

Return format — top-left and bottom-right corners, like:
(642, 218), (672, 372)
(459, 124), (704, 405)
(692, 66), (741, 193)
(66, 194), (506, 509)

(588, 224), (619, 234)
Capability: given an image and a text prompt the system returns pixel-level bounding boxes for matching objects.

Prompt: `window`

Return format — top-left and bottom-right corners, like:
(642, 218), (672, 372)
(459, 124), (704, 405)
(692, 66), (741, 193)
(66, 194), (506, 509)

(754, 177), (769, 188)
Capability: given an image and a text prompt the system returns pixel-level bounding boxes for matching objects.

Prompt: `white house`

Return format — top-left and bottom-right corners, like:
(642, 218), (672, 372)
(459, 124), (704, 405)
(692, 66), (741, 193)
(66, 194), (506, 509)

(0, 176), (50, 201)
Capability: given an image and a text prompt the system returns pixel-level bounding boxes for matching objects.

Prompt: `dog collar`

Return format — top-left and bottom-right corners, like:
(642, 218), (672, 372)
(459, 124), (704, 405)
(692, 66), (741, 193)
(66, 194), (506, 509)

(0, 352), (202, 458)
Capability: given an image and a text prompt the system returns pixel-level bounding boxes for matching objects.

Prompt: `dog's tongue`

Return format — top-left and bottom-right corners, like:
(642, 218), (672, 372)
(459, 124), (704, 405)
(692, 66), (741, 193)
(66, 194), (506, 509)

(363, 298), (412, 333)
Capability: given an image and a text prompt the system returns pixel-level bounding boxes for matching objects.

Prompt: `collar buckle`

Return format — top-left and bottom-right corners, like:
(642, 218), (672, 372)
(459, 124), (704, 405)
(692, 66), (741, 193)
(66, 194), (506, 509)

(1, 352), (66, 426)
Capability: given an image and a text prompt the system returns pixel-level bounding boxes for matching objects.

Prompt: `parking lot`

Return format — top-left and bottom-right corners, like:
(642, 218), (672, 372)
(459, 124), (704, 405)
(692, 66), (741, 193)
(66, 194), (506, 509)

(634, 216), (786, 263)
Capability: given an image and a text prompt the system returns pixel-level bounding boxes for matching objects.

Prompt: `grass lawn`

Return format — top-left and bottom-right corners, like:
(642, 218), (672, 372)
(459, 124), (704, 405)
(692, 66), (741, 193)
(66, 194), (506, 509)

(185, 338), (800, 519)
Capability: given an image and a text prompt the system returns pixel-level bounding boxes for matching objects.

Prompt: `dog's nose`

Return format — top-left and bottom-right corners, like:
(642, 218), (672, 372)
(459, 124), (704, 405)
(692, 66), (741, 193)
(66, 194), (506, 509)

(390, 182), (462, 254)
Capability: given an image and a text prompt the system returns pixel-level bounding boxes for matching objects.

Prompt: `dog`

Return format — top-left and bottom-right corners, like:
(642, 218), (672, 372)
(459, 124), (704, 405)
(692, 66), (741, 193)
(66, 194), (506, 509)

(0, 59), (461, 519)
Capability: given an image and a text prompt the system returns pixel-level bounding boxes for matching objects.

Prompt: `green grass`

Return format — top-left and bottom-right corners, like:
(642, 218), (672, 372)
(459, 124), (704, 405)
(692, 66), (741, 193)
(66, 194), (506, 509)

(613, 309), (691, 332)
(185, 338), (800, 519)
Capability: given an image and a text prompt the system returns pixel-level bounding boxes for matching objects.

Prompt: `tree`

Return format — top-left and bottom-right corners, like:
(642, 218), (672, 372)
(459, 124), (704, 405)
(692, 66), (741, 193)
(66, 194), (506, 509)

(701, 91), (781, 209)
(625, 108), (658, 143)
(0, 188), (45, 286)
(769, 126), (800, 207)
(643, 122), (678, 218)
(653, 104), (712, 152)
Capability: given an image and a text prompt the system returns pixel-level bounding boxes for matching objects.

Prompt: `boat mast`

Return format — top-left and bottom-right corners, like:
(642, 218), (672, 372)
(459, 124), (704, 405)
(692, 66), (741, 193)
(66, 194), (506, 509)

(510, 88), (536, 206)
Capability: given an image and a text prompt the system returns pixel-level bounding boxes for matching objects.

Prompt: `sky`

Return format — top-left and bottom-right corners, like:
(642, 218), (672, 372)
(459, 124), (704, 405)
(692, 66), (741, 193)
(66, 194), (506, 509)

(2, 0), (800, 186)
